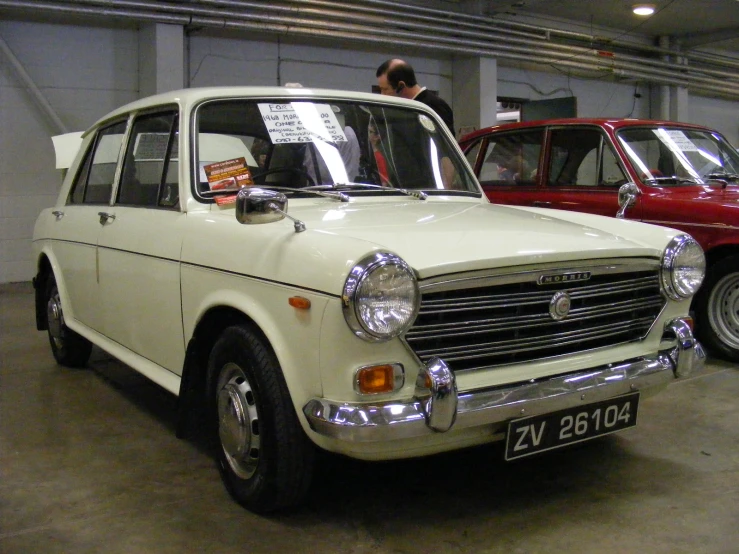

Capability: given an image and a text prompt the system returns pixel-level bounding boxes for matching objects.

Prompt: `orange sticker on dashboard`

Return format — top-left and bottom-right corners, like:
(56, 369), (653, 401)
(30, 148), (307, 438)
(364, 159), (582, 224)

(204, 157), (253, 190)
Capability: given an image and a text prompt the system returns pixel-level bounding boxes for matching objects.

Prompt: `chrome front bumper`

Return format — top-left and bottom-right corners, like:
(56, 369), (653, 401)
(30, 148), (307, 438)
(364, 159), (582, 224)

(303, 318), (705, 443)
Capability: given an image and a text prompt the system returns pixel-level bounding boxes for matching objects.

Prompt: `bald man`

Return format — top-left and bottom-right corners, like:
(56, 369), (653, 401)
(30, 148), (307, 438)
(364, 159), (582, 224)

(376, 58), (454, 134)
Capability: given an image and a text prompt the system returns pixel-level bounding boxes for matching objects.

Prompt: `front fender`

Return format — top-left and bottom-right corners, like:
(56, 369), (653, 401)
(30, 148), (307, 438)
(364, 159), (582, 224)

(180, 264), (331, 416)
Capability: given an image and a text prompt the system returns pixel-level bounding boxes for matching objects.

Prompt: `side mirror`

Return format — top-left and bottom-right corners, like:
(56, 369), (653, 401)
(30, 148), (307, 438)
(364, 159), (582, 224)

(235, 188), (305, 232)
(617, 182), (640, 219)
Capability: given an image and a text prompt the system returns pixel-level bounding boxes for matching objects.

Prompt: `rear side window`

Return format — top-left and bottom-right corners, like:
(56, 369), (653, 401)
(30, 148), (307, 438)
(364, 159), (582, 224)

(68, 121), (127, 205)
(117, 111), (179, 208)
(478, 130), (543, 184)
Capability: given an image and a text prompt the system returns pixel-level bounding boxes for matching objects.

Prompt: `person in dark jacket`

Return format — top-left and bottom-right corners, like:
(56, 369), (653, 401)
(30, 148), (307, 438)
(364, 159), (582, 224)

(376, 58), (454, 134)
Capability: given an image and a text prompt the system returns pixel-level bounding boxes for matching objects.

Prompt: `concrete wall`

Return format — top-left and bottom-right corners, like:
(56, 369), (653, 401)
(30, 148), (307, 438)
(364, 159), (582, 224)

(188, 34), (453, 98)
(0, 18), (737, 283)
(689, 95), (739, 147)
(0, 20), (138, 283)
(498, 66), (650, 120)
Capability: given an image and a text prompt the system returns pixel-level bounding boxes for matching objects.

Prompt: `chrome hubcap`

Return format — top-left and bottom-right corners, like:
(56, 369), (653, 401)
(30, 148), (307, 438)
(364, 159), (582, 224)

(708, 272), (739, 350)
(47, 290), (64, 347)
(216, 363), (260, 479)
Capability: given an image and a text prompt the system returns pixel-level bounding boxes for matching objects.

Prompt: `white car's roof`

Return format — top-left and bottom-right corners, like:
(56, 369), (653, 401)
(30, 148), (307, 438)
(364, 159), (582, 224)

(89, 86), (427, 134)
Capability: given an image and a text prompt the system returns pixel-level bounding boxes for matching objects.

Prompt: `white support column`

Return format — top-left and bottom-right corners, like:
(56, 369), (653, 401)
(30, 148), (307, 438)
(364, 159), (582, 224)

(670, 44), (690, 122)
(452, 56), (497, 137)
(139, 23), (185, 98)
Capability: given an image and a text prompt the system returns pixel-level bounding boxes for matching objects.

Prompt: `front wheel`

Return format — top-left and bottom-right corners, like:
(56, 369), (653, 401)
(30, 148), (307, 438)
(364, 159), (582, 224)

(694, 256), (739, 361)
(207, 325), (314, 513)
(45, 274), (92, 367)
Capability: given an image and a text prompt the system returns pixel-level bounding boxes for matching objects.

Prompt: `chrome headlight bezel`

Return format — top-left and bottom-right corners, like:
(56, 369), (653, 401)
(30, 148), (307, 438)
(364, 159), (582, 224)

(660, 235), (705, 300)
(342, 252), (420, 342)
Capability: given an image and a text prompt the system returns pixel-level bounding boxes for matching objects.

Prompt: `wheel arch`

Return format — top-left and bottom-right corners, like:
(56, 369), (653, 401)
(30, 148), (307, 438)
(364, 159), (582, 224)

(703, 244), (739, 269)
(33, 254), (54, 330)
(177, 306), (255, 438)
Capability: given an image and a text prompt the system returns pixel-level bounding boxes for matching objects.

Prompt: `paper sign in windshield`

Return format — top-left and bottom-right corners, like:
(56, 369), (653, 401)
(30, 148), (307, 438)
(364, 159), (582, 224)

(204, 157), (253, 192)
(259, 103), (347, 144)
(657, 129), (699, 152)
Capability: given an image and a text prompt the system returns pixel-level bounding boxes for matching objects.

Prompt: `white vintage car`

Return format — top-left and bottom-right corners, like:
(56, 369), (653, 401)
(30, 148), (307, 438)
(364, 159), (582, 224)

(33, 87), (706, 513)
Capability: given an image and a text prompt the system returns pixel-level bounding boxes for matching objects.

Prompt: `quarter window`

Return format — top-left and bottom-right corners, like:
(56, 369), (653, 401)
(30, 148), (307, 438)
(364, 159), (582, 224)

(68, 121), (126, 205)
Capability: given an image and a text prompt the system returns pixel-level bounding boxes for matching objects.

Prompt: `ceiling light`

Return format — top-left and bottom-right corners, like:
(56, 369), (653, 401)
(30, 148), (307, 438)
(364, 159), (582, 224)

(632, 4), (656, 16)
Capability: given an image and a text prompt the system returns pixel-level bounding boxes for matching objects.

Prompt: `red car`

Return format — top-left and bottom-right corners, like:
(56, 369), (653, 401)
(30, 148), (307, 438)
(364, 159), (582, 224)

(460, 118), (739, 361)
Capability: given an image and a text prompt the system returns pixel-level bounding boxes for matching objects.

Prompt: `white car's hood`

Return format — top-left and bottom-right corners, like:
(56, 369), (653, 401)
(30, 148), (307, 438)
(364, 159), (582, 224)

(287, 198), (676, 276)
(187, 197), (681, 295)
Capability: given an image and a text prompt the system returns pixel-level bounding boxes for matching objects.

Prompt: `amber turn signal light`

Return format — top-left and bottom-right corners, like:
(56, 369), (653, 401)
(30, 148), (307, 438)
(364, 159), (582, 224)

(288, 296), (311, 309)
(356, 364), (397, 394)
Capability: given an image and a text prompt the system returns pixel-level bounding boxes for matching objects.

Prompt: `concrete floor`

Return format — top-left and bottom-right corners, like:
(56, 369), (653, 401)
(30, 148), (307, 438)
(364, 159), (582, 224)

(1, 281), (738, 554)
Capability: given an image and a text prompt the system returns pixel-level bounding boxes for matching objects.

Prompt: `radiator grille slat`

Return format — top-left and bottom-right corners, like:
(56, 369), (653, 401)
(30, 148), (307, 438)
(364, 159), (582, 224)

(404, 268), (665, 371)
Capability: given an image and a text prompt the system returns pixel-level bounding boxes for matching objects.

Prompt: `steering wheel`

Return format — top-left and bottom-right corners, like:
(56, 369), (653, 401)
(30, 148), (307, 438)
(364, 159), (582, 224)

(251, 167), (316, 187)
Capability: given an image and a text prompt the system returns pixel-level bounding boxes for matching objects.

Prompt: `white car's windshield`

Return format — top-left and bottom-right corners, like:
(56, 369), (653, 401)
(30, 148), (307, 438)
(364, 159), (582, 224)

(617, 127), (739, 185)
(193, 98), (479, 199)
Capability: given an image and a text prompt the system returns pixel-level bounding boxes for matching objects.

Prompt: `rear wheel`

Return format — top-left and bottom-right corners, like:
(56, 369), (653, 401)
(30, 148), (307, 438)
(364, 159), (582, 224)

(207, 325), (314, 513)
(45, 274), (92, 367)
(694, 256), (739, 362)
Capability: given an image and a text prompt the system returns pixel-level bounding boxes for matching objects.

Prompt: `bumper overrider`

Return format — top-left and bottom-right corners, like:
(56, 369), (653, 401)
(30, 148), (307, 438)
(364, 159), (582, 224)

(303, 318), (705, 442)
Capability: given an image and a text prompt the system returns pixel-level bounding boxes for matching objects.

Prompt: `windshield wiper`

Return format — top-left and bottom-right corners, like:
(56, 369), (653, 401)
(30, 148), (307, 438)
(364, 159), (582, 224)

(200, 185), (350, 202)
(304, 182), (427, 200)
(705, 172), (739, 182)
(643, 176), (701, 185)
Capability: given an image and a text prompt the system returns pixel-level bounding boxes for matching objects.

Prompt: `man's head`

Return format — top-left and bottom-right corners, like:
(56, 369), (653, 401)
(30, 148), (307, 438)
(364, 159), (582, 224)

(376, 59), (418, 97)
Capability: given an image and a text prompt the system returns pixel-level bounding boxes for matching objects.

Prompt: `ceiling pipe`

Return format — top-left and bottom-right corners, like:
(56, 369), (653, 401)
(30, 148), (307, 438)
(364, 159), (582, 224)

(39, 0), (739, 90)
(337, 0), (739, 72)
(1, 0), (737, 100)
(189, 0), (739, 83)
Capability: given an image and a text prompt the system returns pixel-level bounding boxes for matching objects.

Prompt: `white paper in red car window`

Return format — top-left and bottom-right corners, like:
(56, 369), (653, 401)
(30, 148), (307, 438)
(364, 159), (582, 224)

(258, 103), (347, 144)
(656, 129), (699, 152)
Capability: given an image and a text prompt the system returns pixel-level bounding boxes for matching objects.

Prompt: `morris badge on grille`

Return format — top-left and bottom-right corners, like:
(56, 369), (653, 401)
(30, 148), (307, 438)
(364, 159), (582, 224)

(537, 272), (591, 285)
(549, 291), (571, 320)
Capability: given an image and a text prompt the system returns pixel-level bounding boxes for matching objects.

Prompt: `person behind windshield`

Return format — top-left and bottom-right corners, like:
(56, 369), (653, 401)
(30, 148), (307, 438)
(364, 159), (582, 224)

(303, 112), (360, 185)
(376, 59), (454, 135)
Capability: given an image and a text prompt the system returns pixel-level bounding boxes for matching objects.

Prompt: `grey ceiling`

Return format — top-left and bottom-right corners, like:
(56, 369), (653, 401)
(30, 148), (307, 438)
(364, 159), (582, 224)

(482, 0), (739, 52)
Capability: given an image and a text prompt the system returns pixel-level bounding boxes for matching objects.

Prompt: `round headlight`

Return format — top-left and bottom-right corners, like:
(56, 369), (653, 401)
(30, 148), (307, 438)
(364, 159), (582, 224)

(343, 252), (419, 341)
(661, 235), (705, 300)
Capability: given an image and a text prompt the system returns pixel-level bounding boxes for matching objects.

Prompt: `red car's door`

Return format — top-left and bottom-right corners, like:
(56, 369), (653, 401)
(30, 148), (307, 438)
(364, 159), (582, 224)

(467, 125), (641, 220)
(537, 126), (638, 219)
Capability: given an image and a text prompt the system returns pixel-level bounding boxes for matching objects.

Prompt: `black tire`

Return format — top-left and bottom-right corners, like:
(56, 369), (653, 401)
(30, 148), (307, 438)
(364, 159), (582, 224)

(693, 255), (739, 362)
(206, 325), (315, 513)
(45, 274), (92, 368)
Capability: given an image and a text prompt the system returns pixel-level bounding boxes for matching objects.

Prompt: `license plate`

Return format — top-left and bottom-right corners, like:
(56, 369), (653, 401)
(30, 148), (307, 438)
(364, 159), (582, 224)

(505, 392), (639, 461)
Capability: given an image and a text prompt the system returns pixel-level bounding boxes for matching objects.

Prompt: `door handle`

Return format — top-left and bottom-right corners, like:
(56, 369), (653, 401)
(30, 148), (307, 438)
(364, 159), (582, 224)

(52, 210), (64, 219)
(532, 201), (551, 207)
(98, 211), (116, 224)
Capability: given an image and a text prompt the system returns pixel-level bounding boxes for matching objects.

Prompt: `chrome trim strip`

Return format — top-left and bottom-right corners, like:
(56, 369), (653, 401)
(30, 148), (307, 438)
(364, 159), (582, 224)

(420, 259), (661, 293)
(304, 354), (675, 443)
(644, 220), (739, 232)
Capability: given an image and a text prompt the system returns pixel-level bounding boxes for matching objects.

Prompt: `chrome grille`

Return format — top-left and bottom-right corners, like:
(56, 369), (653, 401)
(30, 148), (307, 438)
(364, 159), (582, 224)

(404, 261), (665, 371)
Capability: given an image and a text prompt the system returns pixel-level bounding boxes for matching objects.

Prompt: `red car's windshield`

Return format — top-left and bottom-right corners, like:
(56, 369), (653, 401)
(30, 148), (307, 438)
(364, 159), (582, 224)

(616, 127), (739, 185)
